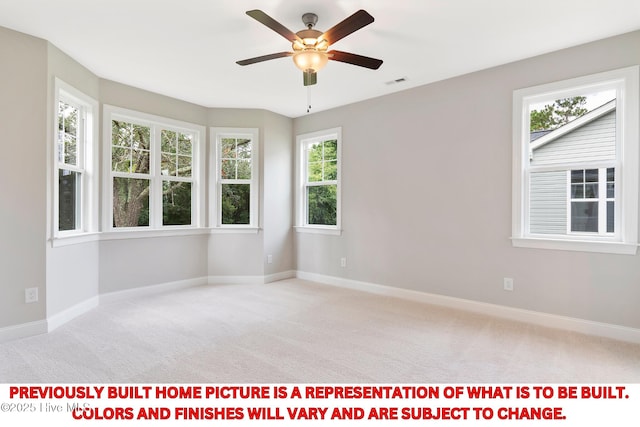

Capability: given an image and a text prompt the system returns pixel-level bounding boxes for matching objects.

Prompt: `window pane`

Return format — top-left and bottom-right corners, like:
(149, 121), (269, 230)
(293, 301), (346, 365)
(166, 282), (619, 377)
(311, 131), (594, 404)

(325, 160), (338, 180)
(111, 120), (128, 146)
(63, 133), (78, 165)
(161, 153), (176, 176)
(178, 133), (192, 156)
(323, 139), (338, 161)
(571, 201), (598, 232)
(58, 101), (79, 166)
(607, 183), (615, 199)
(308, 142), (322, 162)
(585, 183), (598, 198)
(112, 121), (150, 150)
(113, 177), (149, 227)
(237, 139), (251, 159)
(308, 162), (323, 182)
(571, 170), (583, 183)
(59, 169), (80, 231)
(132, 124), (151, 150)
(571, 183), (583, 199)
(237, 159), (251, 179)
(221, 138), (236, 158)
(131, 149), (150, 174)
(161, 130), (177, 153)
(585, 169), (599, 182)
(607, 167), (615, 182)
(607, 201), (615, 233)
(177, 155), (192, 177)
(163, 181), (191, 226)
(221, 183), (250, 225)
(307, 184), (337, 226)
(112, 147), (131, 172)
(607, 168), (615, 198)
(221, 159), (236, 179)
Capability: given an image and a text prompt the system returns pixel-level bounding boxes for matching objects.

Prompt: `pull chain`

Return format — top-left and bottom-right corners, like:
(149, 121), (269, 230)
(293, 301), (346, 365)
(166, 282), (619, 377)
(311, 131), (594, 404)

(306, 86), (312, 114)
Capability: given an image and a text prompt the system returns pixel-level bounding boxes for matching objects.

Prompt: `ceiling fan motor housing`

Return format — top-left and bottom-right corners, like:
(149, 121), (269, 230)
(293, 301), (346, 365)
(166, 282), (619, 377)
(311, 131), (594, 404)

(301, 12), (318, 28)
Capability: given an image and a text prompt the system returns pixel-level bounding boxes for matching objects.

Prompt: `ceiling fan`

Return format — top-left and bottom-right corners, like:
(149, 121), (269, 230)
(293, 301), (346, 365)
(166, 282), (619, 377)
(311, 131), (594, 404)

(236, 9), (383, 86)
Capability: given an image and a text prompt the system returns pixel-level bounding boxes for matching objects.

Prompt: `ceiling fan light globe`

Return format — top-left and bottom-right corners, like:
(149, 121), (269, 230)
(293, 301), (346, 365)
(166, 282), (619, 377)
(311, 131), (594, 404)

(293, 50), (328, 72)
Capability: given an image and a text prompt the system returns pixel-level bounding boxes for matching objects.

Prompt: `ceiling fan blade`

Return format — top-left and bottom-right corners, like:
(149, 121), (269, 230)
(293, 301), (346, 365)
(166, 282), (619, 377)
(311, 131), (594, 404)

(236, 52), (293, 66)
(246, 10), (301, 42)
(328, 50), (383, 70)
(321, 10), (374, 45)
(303, 70), (317, 86)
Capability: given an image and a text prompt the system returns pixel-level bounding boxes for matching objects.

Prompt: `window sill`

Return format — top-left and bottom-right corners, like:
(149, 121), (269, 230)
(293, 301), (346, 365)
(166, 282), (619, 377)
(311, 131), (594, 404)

(511, 236), (638, 255)
(210, 227), (260, 234)
(51, 232), (101, 248)
(101, 227), (210, 241)
(295, 226), (342, 236)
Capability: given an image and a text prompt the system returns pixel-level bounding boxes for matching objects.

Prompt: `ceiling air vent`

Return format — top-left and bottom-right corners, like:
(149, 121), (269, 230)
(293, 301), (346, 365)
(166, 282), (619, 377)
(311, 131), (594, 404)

(385, 77), (407, 85)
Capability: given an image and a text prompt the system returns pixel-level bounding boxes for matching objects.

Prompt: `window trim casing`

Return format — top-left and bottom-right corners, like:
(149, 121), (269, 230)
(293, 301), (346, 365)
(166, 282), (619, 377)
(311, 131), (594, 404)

(210, 127), (260, 232)
(511, 66), (639, 255)
(52, 78), (99, 245)
(103, 105), (206, 233)
(295, 127), (342, 235)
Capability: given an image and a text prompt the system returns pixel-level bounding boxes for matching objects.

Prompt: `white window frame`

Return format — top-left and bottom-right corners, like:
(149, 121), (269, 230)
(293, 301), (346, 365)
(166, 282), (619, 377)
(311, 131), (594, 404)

(52, 78), (99, 245)
(210, 127), (260, 233)
(103, 105), (206, 235)
(512, 66), (639, 255)
(295, 127), (342, 235)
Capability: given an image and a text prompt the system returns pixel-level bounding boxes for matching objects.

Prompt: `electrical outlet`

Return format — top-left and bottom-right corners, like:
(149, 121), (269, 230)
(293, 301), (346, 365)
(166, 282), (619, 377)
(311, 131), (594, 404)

(340, 257), (347, 268)
(267, 254), (273, 264)
(25, 287), (39, 303)
(503, 278), (514, 291)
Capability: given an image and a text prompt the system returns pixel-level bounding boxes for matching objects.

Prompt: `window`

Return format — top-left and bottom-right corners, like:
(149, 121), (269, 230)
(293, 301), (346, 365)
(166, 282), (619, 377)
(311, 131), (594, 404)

(569, 168), (615, 234)
(211, 128), (259, 230)
(296, 127), (342, 234)
(512, 66), (639, 254)
(104, 106), (205, 231)
(53, 79), (98, 239)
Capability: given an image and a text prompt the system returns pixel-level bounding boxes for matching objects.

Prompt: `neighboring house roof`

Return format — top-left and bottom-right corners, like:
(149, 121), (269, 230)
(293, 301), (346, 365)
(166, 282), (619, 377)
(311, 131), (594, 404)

(530, 129), (553, 142)
(530, 99), (616, 151)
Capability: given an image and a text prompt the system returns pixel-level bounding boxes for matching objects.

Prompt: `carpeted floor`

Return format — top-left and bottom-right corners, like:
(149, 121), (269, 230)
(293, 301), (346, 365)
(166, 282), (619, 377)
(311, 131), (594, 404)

(1, 279), (639, 383)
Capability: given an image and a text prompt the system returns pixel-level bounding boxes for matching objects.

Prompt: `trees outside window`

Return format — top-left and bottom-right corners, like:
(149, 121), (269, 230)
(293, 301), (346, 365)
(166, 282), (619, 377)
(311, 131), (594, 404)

(105, 106), (204, 231)
(54, 79), (98, 239)
(296, 127), (342, 234)
(211, 128), (259, 229)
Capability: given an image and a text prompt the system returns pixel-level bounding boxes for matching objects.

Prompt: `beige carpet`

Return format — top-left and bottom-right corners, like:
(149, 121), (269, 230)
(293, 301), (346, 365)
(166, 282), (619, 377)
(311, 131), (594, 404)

(1, 279), (639, 383)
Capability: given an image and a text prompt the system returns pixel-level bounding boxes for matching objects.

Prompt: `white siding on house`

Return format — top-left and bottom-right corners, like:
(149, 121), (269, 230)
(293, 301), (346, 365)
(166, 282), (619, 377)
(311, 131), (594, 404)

(529, 170), (567, 234)
(531, 111), (616, 167)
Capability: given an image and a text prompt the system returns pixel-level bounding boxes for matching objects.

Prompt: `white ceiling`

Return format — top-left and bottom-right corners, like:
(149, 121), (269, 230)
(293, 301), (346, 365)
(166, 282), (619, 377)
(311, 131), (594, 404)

(1, 0), (640, 118)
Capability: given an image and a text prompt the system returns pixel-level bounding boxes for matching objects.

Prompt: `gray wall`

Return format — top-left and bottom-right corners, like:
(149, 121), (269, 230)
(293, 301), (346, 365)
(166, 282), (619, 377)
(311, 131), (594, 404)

(207, 109), (295, 279)
(97, 80), (211, 294)
(0, 25), (295, 333)
(45, 44), (101, 317)
(262, 111), (295, 277)
(293, 30), (640, 330)
(1, 23), (639, 336)
(0, 27), (47, 328)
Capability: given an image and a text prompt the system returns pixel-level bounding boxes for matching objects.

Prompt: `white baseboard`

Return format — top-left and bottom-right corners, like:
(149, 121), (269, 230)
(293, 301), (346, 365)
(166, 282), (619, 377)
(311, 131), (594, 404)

(208, 275), (266, 285)
(100, 276), (209, 304)
(47, 296), (100, 332)
(296, 271), (640, 344)
(0, 320), (48, 343)
(209, 270), (297, 285)
(265, 270), (297, 284)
